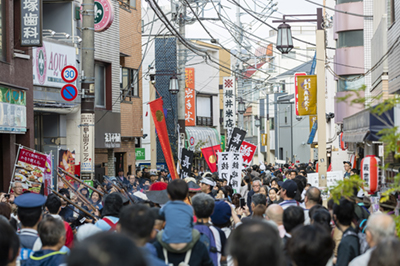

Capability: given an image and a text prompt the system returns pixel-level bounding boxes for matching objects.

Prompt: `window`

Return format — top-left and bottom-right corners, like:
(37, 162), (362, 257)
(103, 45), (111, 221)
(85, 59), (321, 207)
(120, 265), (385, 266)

(0, 0), (5, 61)
(269, 117), (275, 130)
(337, 30), (364, 48)
(337, 0), (362, 4)
(95, 64), (106, 108)
(121, 67), (139, 97)
(338, 75), (365, 92)
(197, 97), (211, 117)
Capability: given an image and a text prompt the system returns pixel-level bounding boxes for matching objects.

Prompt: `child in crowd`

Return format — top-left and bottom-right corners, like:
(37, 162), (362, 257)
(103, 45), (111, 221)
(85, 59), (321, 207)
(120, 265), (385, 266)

(160, 179), (193, 246)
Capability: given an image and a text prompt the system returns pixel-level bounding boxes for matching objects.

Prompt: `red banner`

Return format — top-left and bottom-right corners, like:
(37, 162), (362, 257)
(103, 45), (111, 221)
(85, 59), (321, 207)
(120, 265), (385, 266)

(201, 145), (221, 173)
(239, 141), (257, 165)
(149, 98), (178, 180)
(185, 68), (195, 126)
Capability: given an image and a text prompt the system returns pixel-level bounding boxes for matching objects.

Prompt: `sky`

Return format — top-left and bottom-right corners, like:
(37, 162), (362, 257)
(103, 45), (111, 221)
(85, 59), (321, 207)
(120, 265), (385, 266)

(142, 0), (325, 49)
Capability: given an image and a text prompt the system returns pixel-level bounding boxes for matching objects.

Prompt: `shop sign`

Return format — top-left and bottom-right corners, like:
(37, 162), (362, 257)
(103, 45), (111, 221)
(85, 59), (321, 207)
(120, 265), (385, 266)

(223, 77), (236, 130)
(104, 133), (121, 148)
(80, 114), (95, 173)
(135, 148), (145, 160)
(21, 0), (42, 47)
(32, 41), (77, 88)
(185, 68), (196, 126)
(94, 0), (114, 32)
(261, 134), (267, 146)
(0, 87), (27, 133)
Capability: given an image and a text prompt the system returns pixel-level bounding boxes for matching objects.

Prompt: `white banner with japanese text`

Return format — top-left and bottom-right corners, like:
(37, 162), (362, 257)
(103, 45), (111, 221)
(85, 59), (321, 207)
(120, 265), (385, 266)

(223, 77), (236, 130)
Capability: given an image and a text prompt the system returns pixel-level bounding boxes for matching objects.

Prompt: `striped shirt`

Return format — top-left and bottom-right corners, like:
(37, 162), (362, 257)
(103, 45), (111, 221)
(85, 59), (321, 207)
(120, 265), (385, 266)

(279, 199), (305, 210)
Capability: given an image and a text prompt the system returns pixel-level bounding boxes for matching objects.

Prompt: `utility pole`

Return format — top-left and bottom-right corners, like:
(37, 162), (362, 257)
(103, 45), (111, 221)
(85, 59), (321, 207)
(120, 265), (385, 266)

(177, 4), (186, 139)
(316, 9), (327, 187)
(236, 0), (244, 129)
(80, 0), (95, 180)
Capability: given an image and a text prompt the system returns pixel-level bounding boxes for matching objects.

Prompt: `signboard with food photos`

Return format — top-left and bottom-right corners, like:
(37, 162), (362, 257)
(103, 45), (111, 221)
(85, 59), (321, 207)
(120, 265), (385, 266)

(12, 147), (47, 193)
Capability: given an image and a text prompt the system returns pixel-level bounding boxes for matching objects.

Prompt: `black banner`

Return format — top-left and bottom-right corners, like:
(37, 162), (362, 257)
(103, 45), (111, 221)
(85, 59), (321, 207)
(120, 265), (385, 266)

(180, 148), (194, 178)
(226, 127), (246, 152)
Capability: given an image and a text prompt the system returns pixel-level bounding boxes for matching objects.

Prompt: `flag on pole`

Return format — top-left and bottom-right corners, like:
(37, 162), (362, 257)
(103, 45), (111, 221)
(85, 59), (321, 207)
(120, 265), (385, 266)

(149, 98), (178, 180)
(201, 144), (221, 173)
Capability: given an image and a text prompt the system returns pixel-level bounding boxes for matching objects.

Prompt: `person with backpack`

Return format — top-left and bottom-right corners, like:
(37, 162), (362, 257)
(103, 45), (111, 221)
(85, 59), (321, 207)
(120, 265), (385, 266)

(95, 193), (123, 231)
(192, 193), (227, 266)
(333, 198), (360, 266)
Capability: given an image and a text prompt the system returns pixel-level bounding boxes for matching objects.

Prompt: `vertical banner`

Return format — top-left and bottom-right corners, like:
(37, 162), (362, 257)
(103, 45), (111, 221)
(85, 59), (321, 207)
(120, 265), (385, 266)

(230, 153), (243, 193)
(221, 135), (226, 151)
(309, 115), (317, 132)
(80, 113), (95, 176)
(223, 77), (236, 130)
(294, 73), (307, 115)
(149, 98), (178, 180)
(261, 134), (267, 146)
(11, 147), (46, 193)
(218, 152), (233, 184)
(226, 127), (246, 152)
(180, 148), (194, 178)
(201, 144), (222, 173)
(185, 68), (196, 126)
(44, 152), (52, 196)
(240, 141), (257, 165)
(58, 149), (75, 176)
(297, 75), (317, 116)
(21, 0), (43, 47)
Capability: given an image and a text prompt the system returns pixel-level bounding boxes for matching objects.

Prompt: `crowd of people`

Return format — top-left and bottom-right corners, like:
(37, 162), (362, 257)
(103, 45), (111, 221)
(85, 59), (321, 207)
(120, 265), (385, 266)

(0, 162), (399, 266)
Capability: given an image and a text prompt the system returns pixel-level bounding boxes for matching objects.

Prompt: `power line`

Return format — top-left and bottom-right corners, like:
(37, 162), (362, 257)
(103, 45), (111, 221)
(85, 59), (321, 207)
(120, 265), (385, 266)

(304, 0), (373, 18)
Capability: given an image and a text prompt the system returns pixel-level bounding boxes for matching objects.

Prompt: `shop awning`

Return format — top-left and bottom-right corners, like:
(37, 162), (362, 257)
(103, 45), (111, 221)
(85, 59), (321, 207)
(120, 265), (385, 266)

(342, 130), (370, 143)
(342, 106), (394, 143)
(186, 127), (220, 152)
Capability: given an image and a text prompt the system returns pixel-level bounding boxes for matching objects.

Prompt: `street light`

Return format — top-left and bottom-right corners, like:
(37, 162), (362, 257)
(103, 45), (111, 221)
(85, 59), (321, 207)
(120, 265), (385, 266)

(276, 23), (293, 54)
(169, 74), (179, 95)
(255, 115), (261, 128)
(238, 98), (246, 115)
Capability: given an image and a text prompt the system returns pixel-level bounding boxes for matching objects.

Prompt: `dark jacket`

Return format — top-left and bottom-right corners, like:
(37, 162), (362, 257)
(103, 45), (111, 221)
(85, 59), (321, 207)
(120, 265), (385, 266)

(247, 189), (255, 211)
(25, 250), (67, 266)
(336, 227), (360, 266)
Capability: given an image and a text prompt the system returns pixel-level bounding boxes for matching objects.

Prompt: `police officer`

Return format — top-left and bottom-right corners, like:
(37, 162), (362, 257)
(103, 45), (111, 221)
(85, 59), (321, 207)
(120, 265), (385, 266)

(14, 193), (46, 265)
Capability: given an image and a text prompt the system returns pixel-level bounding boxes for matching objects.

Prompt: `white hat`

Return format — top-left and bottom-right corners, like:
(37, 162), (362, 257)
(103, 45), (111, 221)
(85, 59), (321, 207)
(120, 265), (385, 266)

(76, 224), (102, 242)
(260, 164), (266, 171)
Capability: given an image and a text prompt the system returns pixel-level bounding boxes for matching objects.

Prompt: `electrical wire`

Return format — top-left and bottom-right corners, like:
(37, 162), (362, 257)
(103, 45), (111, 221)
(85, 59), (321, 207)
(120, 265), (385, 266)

(304, 0), (373, 18)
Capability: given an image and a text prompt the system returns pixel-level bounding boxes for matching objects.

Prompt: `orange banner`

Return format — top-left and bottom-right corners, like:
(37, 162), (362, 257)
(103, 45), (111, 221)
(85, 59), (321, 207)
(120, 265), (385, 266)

(185, 68), (195, 126)
(149, 98), (178, 180)
(297, 75), (317, 116)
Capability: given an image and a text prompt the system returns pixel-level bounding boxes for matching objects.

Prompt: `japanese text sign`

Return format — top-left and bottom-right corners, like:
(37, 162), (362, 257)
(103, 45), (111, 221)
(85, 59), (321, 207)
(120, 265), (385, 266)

(218, 152), (233, 184)
(240, 141), (257, 165)
(296, 75), (317, 116)
(223, 77), (236, 129)
(80, 113), (95, 174)
(180, 148), (194, 178)
(294, 73), (307, 115)
(226, 127), (246, 153)
(21, 0), (42, 47)
(230, 153), (243, 193)
(185, 68), (195, 126)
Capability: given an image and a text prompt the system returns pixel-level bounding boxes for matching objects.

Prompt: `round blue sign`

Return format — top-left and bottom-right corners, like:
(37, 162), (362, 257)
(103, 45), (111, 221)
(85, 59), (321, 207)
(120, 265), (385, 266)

(61, 84), (78, 101)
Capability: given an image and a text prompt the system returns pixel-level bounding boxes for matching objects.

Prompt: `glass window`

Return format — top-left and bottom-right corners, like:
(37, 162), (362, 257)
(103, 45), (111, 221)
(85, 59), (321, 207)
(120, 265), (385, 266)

(95, 64), (106, 108)
(0, 0), (5, 61)
(337, 0), (362, 4)
(130, 0), (136, 9)
(337, 30), (364, 48)
(338, 75), (365, 91)
(269, 117), (275, 130)
(121, 67), (139, 97)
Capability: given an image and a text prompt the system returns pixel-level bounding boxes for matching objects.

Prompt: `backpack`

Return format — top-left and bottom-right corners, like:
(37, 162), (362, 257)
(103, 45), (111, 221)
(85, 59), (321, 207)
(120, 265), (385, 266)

(342, 226), (369, 255)
(163, 247), (192, 266)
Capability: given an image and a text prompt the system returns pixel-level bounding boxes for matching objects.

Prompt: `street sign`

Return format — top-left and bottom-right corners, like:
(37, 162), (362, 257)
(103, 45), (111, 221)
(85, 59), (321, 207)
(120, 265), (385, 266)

(61, 65), (78, 83)
(61, 84), (78, 101)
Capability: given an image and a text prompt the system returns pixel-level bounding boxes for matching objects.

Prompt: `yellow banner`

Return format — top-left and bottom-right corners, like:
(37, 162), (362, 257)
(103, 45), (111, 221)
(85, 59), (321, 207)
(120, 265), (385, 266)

(261, 134), (267, 146)
(297, 75), (317, 116)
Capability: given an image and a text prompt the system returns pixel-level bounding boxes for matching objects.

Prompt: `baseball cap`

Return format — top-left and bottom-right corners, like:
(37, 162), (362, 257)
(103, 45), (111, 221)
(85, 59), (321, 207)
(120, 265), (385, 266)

(278, 179), (297, 198)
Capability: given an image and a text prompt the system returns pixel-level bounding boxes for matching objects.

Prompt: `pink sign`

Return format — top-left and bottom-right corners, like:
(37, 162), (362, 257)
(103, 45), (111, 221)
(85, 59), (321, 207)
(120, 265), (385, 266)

(94, 0), (114, 32)
(240, 141), (257, 165)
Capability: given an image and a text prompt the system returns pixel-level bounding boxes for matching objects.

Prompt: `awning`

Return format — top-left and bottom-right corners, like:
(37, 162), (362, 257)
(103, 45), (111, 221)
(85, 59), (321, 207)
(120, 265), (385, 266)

(342, 106), (394, 143)
(186, 127), (220, 152)
(342, 130), (370, 143)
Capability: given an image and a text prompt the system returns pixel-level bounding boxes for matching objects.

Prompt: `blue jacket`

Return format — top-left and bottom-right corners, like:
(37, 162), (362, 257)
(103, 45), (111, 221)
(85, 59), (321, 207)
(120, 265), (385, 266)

(25, 250), (67, 266)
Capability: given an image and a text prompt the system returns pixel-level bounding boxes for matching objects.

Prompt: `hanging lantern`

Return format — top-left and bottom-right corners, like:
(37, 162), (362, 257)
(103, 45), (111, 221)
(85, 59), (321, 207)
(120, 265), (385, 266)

(339, 132), (347, 151)
(349, 154), (357, 169)
(360, 155), (381, 194)
(276, 23), (294, 54)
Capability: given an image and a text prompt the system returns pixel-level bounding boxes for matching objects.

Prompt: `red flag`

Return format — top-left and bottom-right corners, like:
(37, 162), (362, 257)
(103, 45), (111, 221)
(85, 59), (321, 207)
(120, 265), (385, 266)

(239, 141), (257, 165)
(149, 98), (178, 180)
(201, 145), (221, 173)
